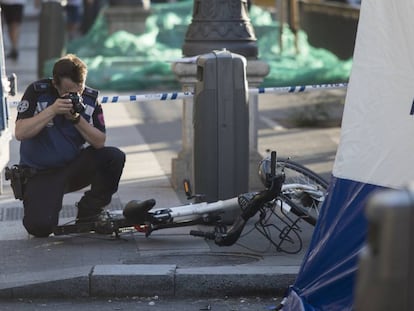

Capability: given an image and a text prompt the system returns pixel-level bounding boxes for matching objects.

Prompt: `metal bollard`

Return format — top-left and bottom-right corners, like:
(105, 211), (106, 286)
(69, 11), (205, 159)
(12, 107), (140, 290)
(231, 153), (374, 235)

(37, 1), (66, 78)
(193, 49), (249, 203)
(354, 186), (414, 311)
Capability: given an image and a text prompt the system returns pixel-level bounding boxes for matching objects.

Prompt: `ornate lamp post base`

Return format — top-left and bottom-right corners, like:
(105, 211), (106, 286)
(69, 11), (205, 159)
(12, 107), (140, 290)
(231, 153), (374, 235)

(182, 0), (258, 58)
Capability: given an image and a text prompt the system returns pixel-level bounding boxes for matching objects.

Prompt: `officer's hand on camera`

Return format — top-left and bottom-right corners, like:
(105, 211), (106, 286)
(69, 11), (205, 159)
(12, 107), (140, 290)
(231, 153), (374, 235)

(52, 97), (74, 116)
(51, 93), (82, 124)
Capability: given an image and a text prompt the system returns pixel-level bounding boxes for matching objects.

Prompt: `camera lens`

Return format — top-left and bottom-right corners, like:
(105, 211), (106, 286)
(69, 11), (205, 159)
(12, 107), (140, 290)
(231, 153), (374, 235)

(68, 92), (85, 113)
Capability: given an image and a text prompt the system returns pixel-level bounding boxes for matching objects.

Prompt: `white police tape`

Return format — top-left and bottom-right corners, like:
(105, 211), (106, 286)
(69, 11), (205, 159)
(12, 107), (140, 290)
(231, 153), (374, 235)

(9, 83), (348, 106)
(100, 83), (348, 103)
(250, 83), (347, 95)
(100, 91), (193, 103)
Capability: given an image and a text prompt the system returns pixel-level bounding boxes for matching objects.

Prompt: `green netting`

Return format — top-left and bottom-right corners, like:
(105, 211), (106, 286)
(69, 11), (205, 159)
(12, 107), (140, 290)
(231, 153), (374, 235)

(44, 0), (352, 91)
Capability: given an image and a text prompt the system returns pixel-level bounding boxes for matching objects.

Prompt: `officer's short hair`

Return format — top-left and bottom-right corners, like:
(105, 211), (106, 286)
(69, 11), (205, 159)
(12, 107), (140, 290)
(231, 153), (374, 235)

(52, 54), (87, 86)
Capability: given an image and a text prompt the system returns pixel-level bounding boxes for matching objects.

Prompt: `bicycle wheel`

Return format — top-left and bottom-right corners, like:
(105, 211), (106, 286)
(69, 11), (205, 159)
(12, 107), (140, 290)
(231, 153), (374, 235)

(277, 158), (329, 226)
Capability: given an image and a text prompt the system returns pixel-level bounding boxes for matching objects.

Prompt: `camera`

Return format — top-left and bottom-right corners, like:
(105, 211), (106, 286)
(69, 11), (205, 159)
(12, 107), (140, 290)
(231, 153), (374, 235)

(63, 92), (86, 113)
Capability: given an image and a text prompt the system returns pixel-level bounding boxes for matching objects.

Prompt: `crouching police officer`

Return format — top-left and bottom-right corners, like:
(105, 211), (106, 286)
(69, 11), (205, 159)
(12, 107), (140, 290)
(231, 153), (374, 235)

(14, 54), (125, 237)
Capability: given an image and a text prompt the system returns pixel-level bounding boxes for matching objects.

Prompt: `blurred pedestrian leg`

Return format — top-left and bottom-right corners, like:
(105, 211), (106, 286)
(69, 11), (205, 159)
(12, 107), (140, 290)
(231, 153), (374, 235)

(65, 0), (83, 40)
(81, 0), (107, 35)
(0, 0), (25, 61)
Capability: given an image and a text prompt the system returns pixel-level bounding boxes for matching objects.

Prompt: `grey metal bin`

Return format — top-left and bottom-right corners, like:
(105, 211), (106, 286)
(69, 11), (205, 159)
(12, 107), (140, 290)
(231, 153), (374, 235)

(193, 50), (249, 203)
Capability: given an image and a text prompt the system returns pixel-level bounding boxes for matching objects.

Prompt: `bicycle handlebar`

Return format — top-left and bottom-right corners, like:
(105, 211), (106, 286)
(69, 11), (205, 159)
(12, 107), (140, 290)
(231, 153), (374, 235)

(190, 151), (285, 246)
(189, 229), (217, 240)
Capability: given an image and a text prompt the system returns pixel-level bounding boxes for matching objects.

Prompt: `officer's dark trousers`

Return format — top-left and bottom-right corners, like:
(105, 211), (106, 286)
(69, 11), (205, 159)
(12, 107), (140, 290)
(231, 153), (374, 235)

(22, 146), (126, 237)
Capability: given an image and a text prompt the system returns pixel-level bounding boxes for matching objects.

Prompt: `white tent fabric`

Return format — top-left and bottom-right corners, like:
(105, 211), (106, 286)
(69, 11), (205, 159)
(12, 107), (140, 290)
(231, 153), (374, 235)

(334, 0), (414, 188)
(281, 0), (414, 310)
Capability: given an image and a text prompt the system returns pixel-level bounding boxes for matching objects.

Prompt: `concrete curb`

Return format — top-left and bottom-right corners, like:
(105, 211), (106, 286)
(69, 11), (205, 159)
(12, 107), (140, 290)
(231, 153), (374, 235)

(174, 266), (298, 297)
(0, 265), (299, 299)
(0, 266), (91, 299)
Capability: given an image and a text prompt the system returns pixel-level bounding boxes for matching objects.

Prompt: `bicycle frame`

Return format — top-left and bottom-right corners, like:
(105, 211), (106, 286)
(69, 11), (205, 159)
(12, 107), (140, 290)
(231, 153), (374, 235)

(103, 197), (241, 236)
(149, 197), (239, 220)
(53, 150), (327, 253)
(134, 182), (325, 226)
(164, 183), (324, 219)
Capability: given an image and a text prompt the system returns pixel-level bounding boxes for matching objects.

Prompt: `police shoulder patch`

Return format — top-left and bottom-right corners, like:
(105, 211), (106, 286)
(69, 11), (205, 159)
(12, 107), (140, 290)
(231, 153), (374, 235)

(33, 81), (50, 92)
(17, 100), (30, 113)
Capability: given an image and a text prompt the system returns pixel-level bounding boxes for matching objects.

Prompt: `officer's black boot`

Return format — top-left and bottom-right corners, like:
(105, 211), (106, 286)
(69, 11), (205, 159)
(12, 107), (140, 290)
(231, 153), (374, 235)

(75, 200), (103, 224)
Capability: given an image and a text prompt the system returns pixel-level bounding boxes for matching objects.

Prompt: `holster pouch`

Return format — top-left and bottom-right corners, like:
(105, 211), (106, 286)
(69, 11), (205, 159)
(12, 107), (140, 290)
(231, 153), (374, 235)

(5, 165), (36, 200)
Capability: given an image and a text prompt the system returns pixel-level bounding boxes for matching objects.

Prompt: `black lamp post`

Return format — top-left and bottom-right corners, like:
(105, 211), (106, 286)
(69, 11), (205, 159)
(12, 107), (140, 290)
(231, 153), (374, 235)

(182, 0), (258, 58)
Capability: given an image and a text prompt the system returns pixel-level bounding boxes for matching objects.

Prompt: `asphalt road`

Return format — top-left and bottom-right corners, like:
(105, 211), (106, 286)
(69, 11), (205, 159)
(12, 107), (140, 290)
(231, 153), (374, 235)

(0, 296), (282, 311)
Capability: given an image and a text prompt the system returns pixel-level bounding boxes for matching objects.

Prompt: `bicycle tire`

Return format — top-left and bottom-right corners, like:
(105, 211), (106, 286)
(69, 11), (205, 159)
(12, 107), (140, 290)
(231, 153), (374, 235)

(53, 213), (133, 236)
(53, 222), (96, 235)
(277, 158), (329, 226)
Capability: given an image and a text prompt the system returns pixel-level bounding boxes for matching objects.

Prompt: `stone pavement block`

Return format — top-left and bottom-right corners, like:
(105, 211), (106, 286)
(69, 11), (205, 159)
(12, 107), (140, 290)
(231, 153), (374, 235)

(0, 266), (91, 299)
(0, 288), (12, 299)
(90, 264), (176, 297)
(8, 277), (90, 299)
(175, 266), (298, 297)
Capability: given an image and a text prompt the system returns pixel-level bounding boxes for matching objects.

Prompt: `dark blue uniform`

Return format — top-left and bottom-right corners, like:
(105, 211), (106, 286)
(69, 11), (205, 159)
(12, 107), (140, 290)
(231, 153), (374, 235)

(17, 79), (125, 237)
(18, 79), (105, 169)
